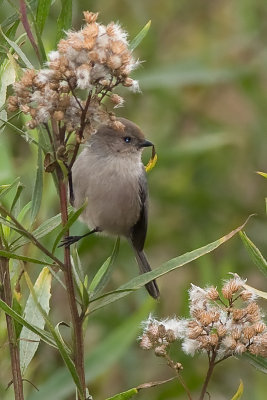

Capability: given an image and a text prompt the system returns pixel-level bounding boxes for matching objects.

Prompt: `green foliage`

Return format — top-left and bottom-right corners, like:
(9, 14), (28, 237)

(27, 299), (154, 400)
(129, 20), (151, 51)
(36, 0), (52, 34)
(30, 141), (43, 224)
(240, 231), (267, 278)
(56, 0), (72, 43)
(20, 267), (52, 375)
(0, 1), (267, 399)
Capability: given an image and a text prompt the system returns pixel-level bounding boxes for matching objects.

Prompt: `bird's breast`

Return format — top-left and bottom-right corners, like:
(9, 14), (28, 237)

(72, 150), (144, 236)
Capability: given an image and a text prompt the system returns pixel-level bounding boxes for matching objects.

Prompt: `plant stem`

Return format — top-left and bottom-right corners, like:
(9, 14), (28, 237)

(57, 170), (86, 399)
(198, 351), (217, 400)
(164, 354), (192, 400)
(0, 243), (24, 400)
(0, 205), (66, 271)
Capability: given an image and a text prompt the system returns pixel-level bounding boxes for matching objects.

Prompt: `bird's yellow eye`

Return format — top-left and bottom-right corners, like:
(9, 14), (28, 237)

(124, 136), (131, 143)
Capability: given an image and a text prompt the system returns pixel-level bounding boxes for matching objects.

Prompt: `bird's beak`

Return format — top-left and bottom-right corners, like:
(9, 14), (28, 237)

(139, 139), (153, 148)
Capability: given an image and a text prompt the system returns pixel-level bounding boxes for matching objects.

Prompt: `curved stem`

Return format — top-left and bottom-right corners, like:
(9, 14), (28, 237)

(57, 169), (86, 399)
(198, 351), (216, 400)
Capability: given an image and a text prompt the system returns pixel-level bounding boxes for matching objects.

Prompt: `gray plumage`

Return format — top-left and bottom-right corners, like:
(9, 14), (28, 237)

(72, 118), (159, 299)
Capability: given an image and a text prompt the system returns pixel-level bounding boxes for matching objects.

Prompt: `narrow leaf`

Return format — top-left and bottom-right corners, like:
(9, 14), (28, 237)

(244, 353), (267, 374)
(36, 0), (52, 34)
(0, 27), (34, 68)
(243, 284), (267, 300)
(231, 380), (243, 400)
(130, 20), (151, 51)
(105, 388), (138, 400)
(20, 267), (52, 374)
(0, 298), (57, 348)
(31, 141), (43, 223)
(105, 378), (174, 400)
(10, 182), (25, 215)
(52, 201), (88, 253)
(89, 237), (120, 295)
(90, 218), (251, 312)
(13, 209), (71, 250)
(240, 232), (267, 277)
(27, 299), (154, 400)
(56, 0), (72, 43)
(23, 270), (83, 397)
(0, 249), (54, 266)
(0, 177), (20, 199)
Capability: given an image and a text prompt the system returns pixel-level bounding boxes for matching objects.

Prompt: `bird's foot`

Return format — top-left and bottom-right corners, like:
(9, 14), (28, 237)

(58, 235), (83, 248)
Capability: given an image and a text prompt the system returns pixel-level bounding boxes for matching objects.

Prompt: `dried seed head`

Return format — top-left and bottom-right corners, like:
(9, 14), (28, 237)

(254, 322), (266, 334)
(147, 324), (159, 340)
(217, 325), (227, 337)
(206, 287), (219, 300)
(231, 328), (241, 340)
(140, 335), (153, 350)
(166, 329), (176, 343)
(154, 345), (167, 357)
(243, 327), (256, 340)
(158, 324), (166, 339)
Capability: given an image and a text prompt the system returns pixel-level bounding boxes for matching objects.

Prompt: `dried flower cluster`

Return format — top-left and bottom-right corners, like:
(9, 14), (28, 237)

(8, 11), (140, 137)
(140, 275), (267, 361)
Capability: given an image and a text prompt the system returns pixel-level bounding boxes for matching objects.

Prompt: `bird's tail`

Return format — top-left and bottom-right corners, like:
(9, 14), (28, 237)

(130, 244), (160, 299)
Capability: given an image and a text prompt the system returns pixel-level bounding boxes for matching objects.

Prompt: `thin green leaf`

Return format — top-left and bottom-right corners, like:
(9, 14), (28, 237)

(90, 218), (250, 312)
(27, 298), (154, 400)
(0, 0), (37, 29)
(12, 292), (23, 338)
(240, 232), (267, 278)
(0, 118), (39, 147)
(54, 322), (71, 354)
(17, 201), (32, 224)
(13, 208), (72, 250)
(52, 201), (88, 253)
(23, 270), (83, 398)
(243, 284), (267, 300)
(10, 183), (25, 215)
(0, 249), (54, 266)
(20, 267), (52, 374)
(36, 0), (52, 34)
(105, 388), (138, 400)
(243, 353), (267, 374)
(0, 298), (57, 348)
(56, 0), (72, 43)
(0, 57), (16, 133)
(0, 27), (34, 69)
(231, 380), (243, 400)
(0, 20), (20, 66)
(129, 20), (151, 51)
(105, 378), (175, 400)
(0, 177), (20, 199)
(89, 237), (120, 295)
(31, 141), (43, 223)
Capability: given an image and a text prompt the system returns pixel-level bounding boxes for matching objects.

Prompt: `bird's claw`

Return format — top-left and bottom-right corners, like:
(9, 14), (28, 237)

(58, 236), (81, 248)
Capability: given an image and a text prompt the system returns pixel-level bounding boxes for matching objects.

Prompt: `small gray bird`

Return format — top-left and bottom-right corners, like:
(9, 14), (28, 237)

(62, 118), (159, 299)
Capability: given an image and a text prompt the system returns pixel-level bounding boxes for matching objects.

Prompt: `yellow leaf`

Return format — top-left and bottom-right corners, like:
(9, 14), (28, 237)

(145, 145), (157, 172)
(231, 380), (243, 400)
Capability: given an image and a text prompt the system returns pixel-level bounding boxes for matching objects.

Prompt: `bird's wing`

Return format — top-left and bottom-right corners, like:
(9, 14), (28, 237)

(130, 168), (148, 251)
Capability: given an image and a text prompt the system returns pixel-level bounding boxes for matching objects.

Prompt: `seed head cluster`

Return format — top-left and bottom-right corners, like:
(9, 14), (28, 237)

(8, 11), (140, 137)
(140, 276), (267, 361)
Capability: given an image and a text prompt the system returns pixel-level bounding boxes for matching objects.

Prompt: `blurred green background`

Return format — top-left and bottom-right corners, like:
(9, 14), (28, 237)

(0, 0), (267, 399)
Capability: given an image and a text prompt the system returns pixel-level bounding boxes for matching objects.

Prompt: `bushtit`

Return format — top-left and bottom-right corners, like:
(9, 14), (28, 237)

(62, 118), (159, 299)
